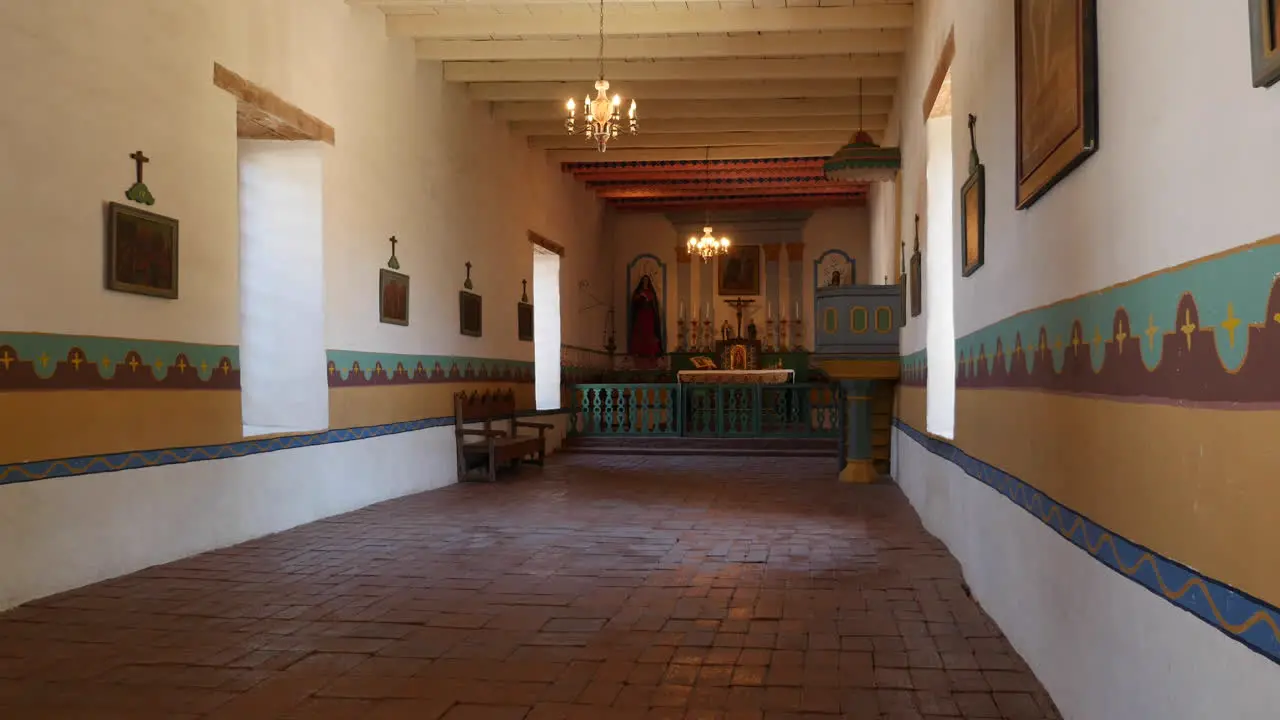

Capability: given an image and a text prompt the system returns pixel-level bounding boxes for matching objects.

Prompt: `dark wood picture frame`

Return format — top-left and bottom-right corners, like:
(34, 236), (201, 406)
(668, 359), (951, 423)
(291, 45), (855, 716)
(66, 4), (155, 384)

(717, 244), (762, 296)
(517, 301), (534, 342)
(379, 268), (410, 326)
(105, 201), (179, 299)
(960, 164), (986, 277)
(459, 290), (483, 337)
(1013, 0), (1099, 209)
(1250, 0), (1280, 88)
(909, 247), (922, 318)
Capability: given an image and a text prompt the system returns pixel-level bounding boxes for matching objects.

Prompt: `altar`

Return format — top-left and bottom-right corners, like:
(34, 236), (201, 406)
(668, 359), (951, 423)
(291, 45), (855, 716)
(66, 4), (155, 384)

(677, 369), (794, 384)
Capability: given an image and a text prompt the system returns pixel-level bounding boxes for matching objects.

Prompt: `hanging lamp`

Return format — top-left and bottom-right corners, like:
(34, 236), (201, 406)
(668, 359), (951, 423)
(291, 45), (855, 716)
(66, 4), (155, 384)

(824, 78), (901, 182)
(686, 147), (731, 262)
(563, 0), (637, 152)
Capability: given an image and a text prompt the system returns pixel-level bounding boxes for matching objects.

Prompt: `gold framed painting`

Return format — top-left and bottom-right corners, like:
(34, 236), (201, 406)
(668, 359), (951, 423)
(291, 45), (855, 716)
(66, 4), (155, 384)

(960, 164), (986, 277)
(1250, 0), (1280, 87)
(1014, 0), (1099, 209)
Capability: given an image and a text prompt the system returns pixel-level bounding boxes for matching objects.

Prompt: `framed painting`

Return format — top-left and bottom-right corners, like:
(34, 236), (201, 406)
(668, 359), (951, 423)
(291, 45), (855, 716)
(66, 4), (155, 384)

(459, 290), (482, 337)
(960, 164), (986, 277)
(1250, 0), (1280, 88)
(517, 301), (534, 342)
(909, 245), (922, 318)
(717, 244), (761, 296)
(1014, 0), (1099, 209)
(105, 202), (179, 299)
(379, 269), (409, 326)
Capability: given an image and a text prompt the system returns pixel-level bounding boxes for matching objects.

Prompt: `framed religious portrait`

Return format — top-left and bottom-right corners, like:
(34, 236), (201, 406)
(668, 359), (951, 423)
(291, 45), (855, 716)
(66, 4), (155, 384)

(459, 290), (482, 337)
(1250, 0), (1280, 88)
(1014, 0), (1099, 209)
(960, 164), (986, 277)
(517, 301), (534, 342)
(909, 245), (922, 318)
(379, 269), (409, 326)
(105, 202), (179, 299)
(717, 244), (761, 296)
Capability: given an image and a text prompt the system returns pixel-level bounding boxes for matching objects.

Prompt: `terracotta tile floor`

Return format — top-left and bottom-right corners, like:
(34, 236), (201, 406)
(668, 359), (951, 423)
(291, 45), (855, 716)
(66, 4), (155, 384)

(0, 455), (1060, 719)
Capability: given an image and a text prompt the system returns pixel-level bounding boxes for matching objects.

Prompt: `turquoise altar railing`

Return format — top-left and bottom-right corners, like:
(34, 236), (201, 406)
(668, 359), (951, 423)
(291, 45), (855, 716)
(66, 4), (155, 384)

(568, 383), (839, 438)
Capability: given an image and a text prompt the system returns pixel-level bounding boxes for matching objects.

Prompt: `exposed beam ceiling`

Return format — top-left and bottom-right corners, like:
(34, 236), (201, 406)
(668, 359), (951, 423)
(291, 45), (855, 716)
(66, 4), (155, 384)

(494, 97), (894, 121)
(468, 78), (897, 102)
(354, 0), (912, 210)
(418, 30), (908, 61)
(443, 56), (900, 83)
(511, 114), (887, 136)
(385, 6), (913, 38)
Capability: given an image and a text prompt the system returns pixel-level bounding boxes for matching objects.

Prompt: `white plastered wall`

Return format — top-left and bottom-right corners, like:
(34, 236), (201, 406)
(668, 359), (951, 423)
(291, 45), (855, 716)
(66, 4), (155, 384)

(873, 1), (1280, 717)
(0, 0), (605, 609)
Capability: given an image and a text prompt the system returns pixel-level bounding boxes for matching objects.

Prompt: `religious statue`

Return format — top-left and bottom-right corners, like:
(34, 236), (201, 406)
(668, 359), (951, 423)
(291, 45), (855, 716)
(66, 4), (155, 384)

(829, 269), (841, 286)
(627, 274), (664, 357)
(720, 320), (733, 341)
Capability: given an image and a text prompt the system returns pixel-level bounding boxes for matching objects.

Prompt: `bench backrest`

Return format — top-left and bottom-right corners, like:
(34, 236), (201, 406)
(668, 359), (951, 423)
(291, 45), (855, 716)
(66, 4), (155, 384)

(454, 389), (517, 426)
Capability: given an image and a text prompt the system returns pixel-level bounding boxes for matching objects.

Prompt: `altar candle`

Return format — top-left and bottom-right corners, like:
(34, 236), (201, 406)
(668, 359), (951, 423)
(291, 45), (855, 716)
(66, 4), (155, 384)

(679, 302), (685, 321)
(767, 302), (772, 320)
(794, 301), (802, 320)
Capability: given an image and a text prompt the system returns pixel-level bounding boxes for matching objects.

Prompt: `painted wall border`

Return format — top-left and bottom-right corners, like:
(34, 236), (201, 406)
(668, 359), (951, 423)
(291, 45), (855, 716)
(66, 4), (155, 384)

(0, 409), (567, 487)
(894, 417), (1280, 667)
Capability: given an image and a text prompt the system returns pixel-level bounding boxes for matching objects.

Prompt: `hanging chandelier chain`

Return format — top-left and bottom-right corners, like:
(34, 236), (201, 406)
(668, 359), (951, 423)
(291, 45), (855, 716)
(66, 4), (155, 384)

(858, 77), (864, 131)
(597, 0), (605, 81)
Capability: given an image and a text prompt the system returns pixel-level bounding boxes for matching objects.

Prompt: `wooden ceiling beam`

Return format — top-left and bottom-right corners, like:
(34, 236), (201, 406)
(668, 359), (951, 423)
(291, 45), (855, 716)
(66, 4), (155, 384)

(444, 56), (901, 83)
(512, 114), (886, 136)
(387, 6), (914, 39)
(532, 129), (851, 150)
(416, 29), (909, 61)
(468, 78), (898, 102)
(494, 96), (894, 121)
(548, 143), (849, 163)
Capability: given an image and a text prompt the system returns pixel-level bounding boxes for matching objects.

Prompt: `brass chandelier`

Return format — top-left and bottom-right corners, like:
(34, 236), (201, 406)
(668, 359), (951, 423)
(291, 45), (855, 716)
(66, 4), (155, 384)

(564, 0), (637, 152)
(686, 147), (731, 262)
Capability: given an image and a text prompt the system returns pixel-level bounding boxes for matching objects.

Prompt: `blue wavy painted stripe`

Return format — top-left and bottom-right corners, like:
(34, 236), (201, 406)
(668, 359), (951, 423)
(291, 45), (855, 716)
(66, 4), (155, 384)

(895, 419), (1280, 666)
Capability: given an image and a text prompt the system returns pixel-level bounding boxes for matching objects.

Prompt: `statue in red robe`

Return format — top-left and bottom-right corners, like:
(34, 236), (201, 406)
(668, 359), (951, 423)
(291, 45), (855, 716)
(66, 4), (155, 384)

(627, 274), (665, 357)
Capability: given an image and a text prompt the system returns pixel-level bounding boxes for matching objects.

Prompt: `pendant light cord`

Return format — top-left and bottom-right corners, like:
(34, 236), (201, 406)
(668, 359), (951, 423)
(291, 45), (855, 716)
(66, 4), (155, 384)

(858, 77), (864, 132)
(597, 0), (605, 81)
(704, 146), (711, 225)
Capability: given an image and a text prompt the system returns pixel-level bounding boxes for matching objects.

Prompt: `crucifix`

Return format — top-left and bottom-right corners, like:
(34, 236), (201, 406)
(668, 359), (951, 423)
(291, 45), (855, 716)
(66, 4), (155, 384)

(125, 149), (156, 205)
(521, 279), (529, 303)
(463, 261), (474, 290)
(386, 236), (400, 270)
(967, 113), (980, 173)
(724, 296), (756, 340)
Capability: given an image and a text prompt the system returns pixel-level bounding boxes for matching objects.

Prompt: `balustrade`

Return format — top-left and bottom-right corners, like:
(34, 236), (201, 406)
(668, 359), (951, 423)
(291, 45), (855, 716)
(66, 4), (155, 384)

(568, 382), (838, 438)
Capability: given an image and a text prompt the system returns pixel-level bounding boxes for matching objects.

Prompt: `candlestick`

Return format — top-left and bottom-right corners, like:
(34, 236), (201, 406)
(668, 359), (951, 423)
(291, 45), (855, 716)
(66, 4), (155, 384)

(679, 302), (685, 322)
(794, 300), (801, 320)
(767, 302), (772, 320)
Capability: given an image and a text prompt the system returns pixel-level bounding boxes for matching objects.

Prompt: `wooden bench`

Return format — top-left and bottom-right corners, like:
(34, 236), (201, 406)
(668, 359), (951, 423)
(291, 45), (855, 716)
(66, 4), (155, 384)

(454, 390), (552, 482)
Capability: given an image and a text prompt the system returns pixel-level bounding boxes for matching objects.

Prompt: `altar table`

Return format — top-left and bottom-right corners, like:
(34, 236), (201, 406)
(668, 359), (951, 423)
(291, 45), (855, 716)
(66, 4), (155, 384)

(677, 369), (795, 385)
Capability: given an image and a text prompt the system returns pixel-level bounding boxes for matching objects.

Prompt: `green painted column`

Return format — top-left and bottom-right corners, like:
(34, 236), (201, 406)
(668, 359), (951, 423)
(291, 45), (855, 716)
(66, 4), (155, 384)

(839, 379), (876, 483)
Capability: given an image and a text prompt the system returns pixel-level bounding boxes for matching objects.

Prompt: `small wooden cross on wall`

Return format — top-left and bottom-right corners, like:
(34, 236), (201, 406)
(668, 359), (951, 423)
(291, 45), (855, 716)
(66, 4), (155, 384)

(463, 261), (474, 290)
(125, 150), (156, 205)
(521, 279), (529, 303)
(386, 235), (400, 270)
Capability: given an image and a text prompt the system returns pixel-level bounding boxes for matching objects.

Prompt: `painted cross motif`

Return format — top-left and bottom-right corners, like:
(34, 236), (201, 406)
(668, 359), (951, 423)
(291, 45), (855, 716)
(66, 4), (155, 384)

(176, 357), (187, 372)
(0, 350), (13, 370)
(1220, 303), (1241, 348)
(128, 356), (140, 371)
(125, 150), (156, 205)
(69, 351), (83, 370)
